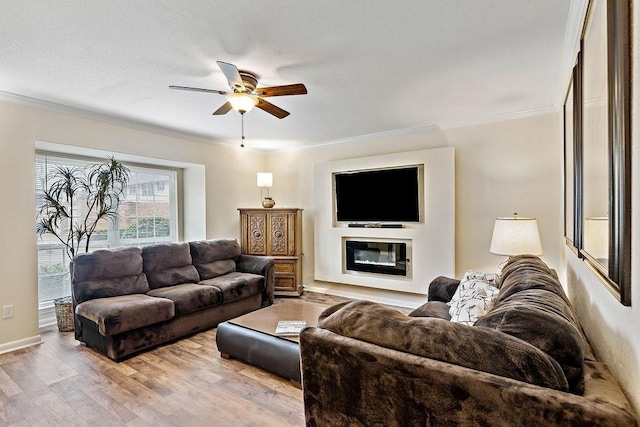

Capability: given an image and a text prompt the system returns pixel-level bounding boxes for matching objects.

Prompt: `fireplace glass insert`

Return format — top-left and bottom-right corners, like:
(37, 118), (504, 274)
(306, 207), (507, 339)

(345, 240), (407, 276)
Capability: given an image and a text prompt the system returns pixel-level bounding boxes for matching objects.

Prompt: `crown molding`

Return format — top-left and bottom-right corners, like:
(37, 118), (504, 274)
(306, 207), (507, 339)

(0, 90), (238, 148)
(1, 90), (560, 154)
(278, 104), (560, 153)
(288, 123), (443, 152)
(437, 104), (559, 130)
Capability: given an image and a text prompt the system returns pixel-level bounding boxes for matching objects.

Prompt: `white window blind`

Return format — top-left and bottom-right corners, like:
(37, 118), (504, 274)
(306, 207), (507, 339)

(35, 152), (179, 303)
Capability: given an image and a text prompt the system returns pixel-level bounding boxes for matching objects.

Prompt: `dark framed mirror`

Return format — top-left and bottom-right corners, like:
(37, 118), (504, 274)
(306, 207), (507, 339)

(564, 60), (584, 254)
(564, 74), (575, 249)
(572, 0), (631, 306)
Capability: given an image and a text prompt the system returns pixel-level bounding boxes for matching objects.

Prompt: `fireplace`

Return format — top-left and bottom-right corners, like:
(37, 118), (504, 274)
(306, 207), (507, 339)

(345, 240), (408, 276)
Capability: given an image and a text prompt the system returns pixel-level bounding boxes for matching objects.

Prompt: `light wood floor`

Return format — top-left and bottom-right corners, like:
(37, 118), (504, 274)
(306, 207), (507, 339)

(0, 292), (365, 427)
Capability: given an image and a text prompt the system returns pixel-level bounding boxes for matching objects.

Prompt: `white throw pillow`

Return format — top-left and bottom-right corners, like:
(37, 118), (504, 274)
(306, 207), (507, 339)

(448, 271), (500, 326)
(461, 270), (500, 283)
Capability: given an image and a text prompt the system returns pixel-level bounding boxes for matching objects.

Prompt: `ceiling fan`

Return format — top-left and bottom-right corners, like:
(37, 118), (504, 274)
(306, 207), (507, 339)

(169, 61), (307, 119)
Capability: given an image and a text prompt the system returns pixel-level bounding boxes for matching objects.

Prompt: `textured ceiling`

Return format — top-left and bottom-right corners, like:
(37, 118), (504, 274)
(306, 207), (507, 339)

(0, 1), (585, 151)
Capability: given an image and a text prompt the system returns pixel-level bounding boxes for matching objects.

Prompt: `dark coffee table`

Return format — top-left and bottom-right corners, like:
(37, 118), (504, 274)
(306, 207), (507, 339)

(216, 299), (329, 387)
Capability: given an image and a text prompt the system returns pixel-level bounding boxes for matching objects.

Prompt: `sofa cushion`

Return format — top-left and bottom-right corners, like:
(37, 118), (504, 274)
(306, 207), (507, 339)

(189, 239), (242, 264)
(475, 255), (586, 391)
(498, 255), (559, 288)
(73, 246), (144, 282)
(318, 300), (568, 391)
(74, 275), (150, 304)
(146, 284), (222, 315)
(142, 242), (200, 289)
(146, 265), (200, 289)
(194, 259), (236, 281)
(498, 255), (569, 303)
(475, 289), (586, 391)
(199, 272), (264, 303)
(189, 239), (241, 280)
(426, 276), (460, 303)
(408, 301), (451, 319)
(72, 247), (149, 303)
(497, 269), (569, 304)
(76, 294), (175, 336)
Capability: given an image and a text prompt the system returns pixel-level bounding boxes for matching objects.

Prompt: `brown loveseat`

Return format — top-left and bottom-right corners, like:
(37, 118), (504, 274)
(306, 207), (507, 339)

(300, 255), (638, 426)
(72, 238), (274, 361)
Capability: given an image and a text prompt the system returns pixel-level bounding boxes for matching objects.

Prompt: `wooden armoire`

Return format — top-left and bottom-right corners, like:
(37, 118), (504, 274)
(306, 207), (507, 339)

(238, 208), (303, 296)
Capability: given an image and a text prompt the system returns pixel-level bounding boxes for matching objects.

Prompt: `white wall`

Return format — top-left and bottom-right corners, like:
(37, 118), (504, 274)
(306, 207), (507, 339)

(0, 99), (266, 350)
(268, 113), (562, 307)
(558, 3), (640, 413)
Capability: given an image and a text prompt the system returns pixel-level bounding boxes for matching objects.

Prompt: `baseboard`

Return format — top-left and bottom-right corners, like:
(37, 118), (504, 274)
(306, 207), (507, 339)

(304, 281), (426, 309)
(0, 335), (43, 355)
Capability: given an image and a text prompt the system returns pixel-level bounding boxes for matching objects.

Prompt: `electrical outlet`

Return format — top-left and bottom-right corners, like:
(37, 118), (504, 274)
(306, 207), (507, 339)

(2, 305), (14, 319)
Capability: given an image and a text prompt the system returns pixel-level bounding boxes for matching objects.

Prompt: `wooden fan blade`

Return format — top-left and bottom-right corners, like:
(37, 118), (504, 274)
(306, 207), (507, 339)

(217, 61), (246, 92)
(169, 85), (227, 95)
(256, 98), (290, 119)
(212, 102), (233, 115)
(255, 83), (307, 97)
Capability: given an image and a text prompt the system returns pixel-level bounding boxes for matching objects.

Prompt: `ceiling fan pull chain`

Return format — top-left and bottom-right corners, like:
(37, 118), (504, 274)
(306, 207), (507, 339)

(241, 113), (245, 148)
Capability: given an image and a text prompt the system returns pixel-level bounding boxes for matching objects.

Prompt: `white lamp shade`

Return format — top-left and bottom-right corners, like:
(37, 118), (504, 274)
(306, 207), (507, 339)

(227, 93), (258, 113)
(490, 216), (543, 256)
(584, 217), (609, 261)
(257, 172), (273, 187)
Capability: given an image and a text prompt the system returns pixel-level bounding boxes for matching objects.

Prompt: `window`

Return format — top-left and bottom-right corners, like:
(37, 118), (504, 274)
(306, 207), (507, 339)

(35, 152), (179, 304)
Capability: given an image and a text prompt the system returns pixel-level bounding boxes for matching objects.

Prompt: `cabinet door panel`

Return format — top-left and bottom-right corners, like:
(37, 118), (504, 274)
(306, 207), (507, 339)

(247, 213), (267, 255)
(269, 213), (293, 256)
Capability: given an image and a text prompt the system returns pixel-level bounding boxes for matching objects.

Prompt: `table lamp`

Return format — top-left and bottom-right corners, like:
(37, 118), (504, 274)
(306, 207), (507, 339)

(490, 213), (543, 257)
(257, 172), (275, 208)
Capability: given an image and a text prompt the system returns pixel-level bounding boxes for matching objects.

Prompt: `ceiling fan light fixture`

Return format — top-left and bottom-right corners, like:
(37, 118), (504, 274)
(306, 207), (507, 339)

(170, 61), (306, 119)
(227, 93), (258, 114)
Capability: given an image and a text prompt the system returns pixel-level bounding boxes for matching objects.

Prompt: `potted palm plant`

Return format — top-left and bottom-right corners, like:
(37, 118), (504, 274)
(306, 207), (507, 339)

(36, 156), (130, 331)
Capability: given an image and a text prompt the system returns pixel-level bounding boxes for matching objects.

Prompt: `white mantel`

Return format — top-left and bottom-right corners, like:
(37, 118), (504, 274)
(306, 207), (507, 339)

(314, 147), (455, 295)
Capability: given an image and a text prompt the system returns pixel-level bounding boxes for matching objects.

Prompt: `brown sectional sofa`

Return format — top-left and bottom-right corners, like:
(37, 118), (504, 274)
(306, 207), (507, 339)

(72, 238), (274, 361)
(300, 255), (638, 426)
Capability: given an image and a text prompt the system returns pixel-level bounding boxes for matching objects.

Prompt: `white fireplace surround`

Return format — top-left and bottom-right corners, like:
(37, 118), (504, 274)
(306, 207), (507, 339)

(314, 147), (455, 295)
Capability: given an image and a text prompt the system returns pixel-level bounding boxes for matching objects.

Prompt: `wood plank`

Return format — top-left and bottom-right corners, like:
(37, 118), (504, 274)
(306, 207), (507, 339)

(0, 366), (22, 397)
(0, 291), (365, 426)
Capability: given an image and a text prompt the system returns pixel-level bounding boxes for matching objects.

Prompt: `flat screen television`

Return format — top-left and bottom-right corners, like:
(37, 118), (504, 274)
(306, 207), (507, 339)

(334, 166), (421, 222)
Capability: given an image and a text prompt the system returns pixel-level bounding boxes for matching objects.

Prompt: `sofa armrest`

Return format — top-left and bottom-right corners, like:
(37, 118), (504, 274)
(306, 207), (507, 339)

(300, 328), (638, 427)
(236, 255), (275, 306)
